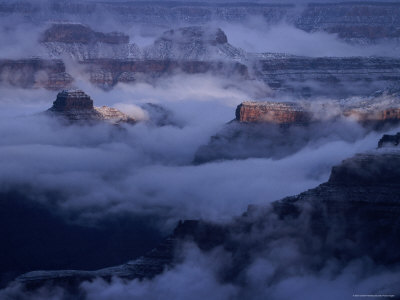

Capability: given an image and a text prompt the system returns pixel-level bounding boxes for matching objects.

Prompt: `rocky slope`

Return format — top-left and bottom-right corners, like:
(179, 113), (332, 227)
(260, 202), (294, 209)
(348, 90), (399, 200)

(14, 134), (400, 296)
(46, 89), (136, 124)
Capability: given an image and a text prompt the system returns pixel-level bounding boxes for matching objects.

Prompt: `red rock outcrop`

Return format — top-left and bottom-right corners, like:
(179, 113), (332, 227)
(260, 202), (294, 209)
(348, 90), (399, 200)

(235, 101), (312, 124)
(236, 99), (400, 125)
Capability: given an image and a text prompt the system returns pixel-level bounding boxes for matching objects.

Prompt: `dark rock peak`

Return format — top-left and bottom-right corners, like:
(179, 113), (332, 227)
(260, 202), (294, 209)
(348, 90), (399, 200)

(51, 89), (93, 111)
(378, 132), (400, 148)
(159, 26), (228, 46)
(41, 23), (129, 44)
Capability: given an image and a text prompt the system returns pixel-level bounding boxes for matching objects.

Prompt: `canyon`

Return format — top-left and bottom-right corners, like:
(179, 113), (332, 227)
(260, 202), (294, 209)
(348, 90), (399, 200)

(15, 132), (400, 295)
(1, 23), (400, 97)
(2, 1), (400, 43)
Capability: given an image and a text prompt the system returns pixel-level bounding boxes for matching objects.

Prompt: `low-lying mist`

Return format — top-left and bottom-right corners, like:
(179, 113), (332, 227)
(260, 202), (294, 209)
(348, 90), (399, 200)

(0, 74), (389, 225)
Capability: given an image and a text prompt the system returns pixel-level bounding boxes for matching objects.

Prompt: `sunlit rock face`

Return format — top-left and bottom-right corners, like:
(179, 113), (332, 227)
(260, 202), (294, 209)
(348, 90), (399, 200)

(236, 92), (400, 125)
(235, 101), (312, 124)
(47, 89), (136, 124)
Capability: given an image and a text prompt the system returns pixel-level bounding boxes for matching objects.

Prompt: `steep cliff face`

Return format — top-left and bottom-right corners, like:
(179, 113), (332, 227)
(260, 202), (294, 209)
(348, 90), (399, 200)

(235, 101), (312, 124)
(236, 93), (400, 124)
(47, 89), (136, 124)
(0, 59), (72, 90)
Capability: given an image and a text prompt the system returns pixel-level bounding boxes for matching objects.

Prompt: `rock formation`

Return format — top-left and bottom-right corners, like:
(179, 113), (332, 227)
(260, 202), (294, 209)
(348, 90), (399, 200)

(236, 93), (400, 125)
(15, 135), (400, 295)
(235, 101), (312, 124)
(47, 90), (135, 124)
(194, 91), (400, 163)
